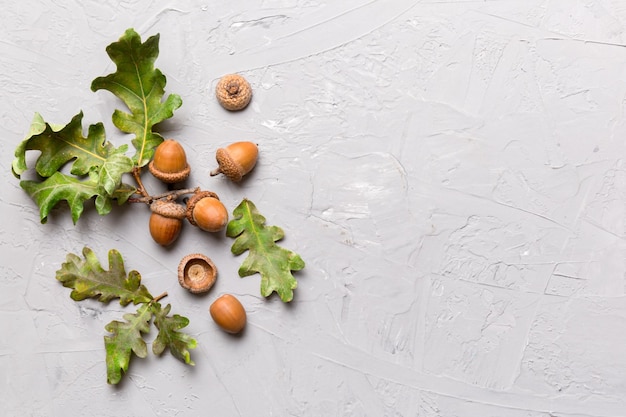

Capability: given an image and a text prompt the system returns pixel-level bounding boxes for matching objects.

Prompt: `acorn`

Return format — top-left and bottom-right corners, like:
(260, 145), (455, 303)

(215, 74), (252, 111)
(209, 294), (247, 334)
(148, 139), (191, 183)
(185, 191), (229, 232)
(149, 200), (186, 246)
(210, 141), (258, 182)
(177, 253), (217, 294)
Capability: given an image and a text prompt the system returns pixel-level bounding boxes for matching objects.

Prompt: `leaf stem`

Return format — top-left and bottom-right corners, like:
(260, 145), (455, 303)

(132, 167), (150, 198)
(152, 292), (168, 303)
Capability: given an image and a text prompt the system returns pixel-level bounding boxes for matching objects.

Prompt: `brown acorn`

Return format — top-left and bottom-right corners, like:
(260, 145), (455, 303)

(148, 139), (191, 183)
(177, 253), (217, 294)
(149, 200), (186, 246)
(210, 141), (258, 182)
(209, 294), (247, 334)
(185, 191), (228, 232)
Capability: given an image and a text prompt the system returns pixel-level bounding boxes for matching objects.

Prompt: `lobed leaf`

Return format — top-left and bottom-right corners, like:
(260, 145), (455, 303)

(12, 112), (125, 178)
(97, 145), (134, 196)
(104, 304), (153, 385)
(13, 112), (136, 223)
(91, 28), (182, 167)
(12, 113), (48, 177)
(226, 199), (305, 302)
(21, 170), (134, 224)
(21, 171), (100, 224)
(151, 303), (196, 366)
(56, 247), (153, 305)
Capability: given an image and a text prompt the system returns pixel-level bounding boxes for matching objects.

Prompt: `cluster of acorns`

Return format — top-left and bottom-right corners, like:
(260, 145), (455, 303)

(147, 139), (258, 245)
(147, 74), (255, 334)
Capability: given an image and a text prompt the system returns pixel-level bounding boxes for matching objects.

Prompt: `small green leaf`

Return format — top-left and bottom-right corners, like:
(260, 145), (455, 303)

(91, 28), (182, 167)
(21, 171), (100, 224)
(12, 113), (46, 177)
(56, 247), (153, 305)
(12, 113), (67, 178)
(98, 145), (134, 196)
(104, 303), (153, 385)
(152, 303), (196, 366)
(109, 182), (138, 205)
(12, 112), (121, 178)
(13, 112), (136, 223)
(226, 199), (305, 302)
(20, 170), (134, 224)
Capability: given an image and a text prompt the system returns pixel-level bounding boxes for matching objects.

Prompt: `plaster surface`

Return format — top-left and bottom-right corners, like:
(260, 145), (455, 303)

(1, 1), (626, 416)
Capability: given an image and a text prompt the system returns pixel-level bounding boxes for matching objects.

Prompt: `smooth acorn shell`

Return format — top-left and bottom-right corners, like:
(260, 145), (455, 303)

(149, 139), (191, 183)
(192, 196), (228, 232)
(149, 200), (185, 246)
(211, 141), (258, 182)
(149, 213), (182, 246)
(210, 294), (246, 334)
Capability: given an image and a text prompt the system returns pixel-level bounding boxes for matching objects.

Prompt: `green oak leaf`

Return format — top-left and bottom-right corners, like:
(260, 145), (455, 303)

(104, 303), (153, 385)
(151, 303), (196, 366)
(13, 112), (136, 223)
(226, 199), (305, 302)
(56, 247), (197, 384)
(99, 181), (136, 212)
(21, 171), (100, 224)
(12, 113), (51, 177)
(56, 247), (153, 306)
(12, 112), (130, 179)
(98, 145), (134, 196)
(91, 28), (182, 167)
(20, 170), (133, 224)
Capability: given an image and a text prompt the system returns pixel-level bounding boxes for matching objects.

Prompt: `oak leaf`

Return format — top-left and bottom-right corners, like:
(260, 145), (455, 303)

(226, 199), (305, 302)
(56, 247), (153, 306)
(104, 304), (153, 385)
(152, 303), (197, 365)
(56, 247), (197, 385)
(91, 28), (182, 167)
(12, 113), (135, 223)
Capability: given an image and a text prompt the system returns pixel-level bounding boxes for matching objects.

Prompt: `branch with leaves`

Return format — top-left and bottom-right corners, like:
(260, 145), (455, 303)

(11, 29), (185, 224)
(91, 29), (182, 168)
(57, 247), (196, 385)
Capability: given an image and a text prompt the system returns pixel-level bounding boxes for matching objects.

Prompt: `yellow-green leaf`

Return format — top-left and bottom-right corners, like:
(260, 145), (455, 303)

(56, 247), (153, 306)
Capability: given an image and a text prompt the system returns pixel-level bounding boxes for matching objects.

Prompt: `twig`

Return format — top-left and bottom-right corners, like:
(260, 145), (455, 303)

(132, 167), (150, 198)
(152, 292), (168, 303)
(128, 187), (200, 204)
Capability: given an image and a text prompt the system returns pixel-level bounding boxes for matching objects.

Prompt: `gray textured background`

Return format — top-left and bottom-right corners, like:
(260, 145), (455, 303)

(2, 1), (626, 416)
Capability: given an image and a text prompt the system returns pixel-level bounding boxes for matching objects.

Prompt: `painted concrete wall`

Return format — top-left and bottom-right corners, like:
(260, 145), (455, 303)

(1, 1), (625, 416)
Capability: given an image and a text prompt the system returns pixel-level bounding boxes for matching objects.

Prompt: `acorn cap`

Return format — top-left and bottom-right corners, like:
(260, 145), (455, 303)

(148, 159), (191, 184)
(185, 191), (220, 226)
(214, 148), (244, 182)
(178, 253), (217, 294)
(150, 200), (186, 219)
(215, 74), (252, 111)
(148, 139), (192, 184)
